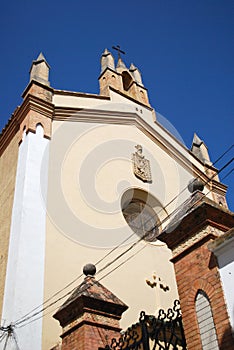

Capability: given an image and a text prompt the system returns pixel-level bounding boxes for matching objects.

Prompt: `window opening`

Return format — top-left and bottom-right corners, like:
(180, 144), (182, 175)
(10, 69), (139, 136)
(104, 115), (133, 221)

(195, 290), (219, 350)
(122, 200), (159, 242)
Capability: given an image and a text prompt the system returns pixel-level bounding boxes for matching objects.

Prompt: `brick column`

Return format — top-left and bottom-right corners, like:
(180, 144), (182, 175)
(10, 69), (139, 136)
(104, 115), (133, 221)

(53, 264), (128, 350)
(158, 192), (234, 349)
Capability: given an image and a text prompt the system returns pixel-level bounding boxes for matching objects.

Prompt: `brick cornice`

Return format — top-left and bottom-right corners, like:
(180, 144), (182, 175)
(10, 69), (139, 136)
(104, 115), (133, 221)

(54, 295), (125, 328)
(158, 196), (234, 253)
(61, 317), (121, 339)
(16, 94), (54, 127)
(21, 79), (54, 98)
(0, 110), (20, 156)
(0, 94), (54, 155)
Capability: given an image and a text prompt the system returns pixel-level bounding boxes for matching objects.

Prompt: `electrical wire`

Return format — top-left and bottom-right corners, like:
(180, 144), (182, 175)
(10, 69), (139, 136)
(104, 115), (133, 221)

(2, 334), (9, 350)
(16, 244), (147, 330)
(11, 144), (234, 327)
(13, 155), (233, 329)
(16, 160), (234, 330)
(12, 152), (234, 327)
(3, 145), (234, 332)
(11, 330), (21, 350)
(0, 331), (7, 342)
(213, 144), (233, 166)
(14, 196), (193, 327)
(221, 167), (234, 182)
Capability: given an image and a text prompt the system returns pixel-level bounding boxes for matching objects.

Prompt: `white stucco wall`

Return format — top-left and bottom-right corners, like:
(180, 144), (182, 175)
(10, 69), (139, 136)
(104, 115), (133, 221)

(3, 89), (207, 349)
(53, 89), (206, 175)
(214, 236), (234, 334)
(42, 115), (199, 349)
(1, 125), (49, 350)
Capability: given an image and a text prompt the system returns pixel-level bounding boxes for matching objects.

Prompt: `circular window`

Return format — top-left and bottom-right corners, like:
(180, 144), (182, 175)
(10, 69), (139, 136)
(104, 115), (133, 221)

(122, 199), (159, 242)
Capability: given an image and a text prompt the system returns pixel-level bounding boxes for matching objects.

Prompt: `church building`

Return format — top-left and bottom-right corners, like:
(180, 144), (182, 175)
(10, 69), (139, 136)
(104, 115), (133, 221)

(0, 49), (233, 349)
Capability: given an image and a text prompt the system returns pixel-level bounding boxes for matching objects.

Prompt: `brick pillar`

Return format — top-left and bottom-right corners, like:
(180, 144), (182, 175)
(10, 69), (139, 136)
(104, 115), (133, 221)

(53, 264), (128, 350)
(158, 192), (234, 349)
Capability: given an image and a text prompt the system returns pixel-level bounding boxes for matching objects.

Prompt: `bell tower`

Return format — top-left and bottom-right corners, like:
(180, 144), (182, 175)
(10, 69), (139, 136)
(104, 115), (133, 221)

(98, 47), (150, 106)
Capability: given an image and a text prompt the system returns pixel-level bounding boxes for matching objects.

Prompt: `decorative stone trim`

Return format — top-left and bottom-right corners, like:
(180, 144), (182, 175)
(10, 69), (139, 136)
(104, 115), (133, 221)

(52, 107), (222, 197)
(0, 94), (53, 155)
(172, 226), (222, 257)
(62, 311), (121, 338)
(19, 110), (52, 142)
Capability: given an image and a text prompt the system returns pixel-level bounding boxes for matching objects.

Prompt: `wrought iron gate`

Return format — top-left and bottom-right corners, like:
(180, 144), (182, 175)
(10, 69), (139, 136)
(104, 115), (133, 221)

(109, 300), (187, 350)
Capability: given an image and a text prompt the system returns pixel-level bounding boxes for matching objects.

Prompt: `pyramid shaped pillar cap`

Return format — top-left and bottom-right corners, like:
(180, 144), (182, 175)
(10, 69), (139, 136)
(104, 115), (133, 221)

(191, 133), (212, 165)
(101, 48), (115, 73)
(53, 264), (128, 350)
(53, 264), (128, 328)
(116, 57), (127, 73)
(129, 63), (144, 86)
(29, 52), (50, 86)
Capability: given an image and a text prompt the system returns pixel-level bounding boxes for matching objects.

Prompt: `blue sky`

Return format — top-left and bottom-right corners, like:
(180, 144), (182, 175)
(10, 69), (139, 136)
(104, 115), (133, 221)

(1, 0), (233, 209)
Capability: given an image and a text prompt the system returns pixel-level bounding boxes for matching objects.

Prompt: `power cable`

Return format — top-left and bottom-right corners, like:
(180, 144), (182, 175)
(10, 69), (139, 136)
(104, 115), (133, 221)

(11, 330), (21, 350)
(13, 155), (233, 329)
(14, 196), (192, 327)
(3, 145), (234, 331)
(12, 152), (234, 327)
(16, 160), (234, 330)
(213, 144), (233, 166)
(16, 244), (147, 330)
(221, 167), (234, 182)
(0, 331), (7, 342)
(12, 144), (234, 326)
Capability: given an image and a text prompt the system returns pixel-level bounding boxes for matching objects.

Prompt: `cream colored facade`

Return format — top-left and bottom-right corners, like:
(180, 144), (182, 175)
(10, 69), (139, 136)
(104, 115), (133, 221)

(0, 51), (228, 350)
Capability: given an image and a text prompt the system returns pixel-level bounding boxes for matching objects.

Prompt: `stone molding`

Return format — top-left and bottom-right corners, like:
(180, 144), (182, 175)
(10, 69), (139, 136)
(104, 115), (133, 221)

(172, 226), (222, 258)
(52, 106), (223, 196)
(159, 198), (234, 253)
(0, 94), (54, 155)
(61, 311), (121, 338)
(1, 93), (228, 201)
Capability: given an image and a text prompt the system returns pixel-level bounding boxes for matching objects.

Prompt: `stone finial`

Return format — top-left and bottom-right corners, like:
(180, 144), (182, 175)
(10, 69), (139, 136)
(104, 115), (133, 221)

(191, 133), (211, 165)
(188, 178), (204, 193)
(53, 264), (128, 350)
(101, 48), (115, 73)
(29, 52), (50, 86)
(129, 63), (143, 86)
(83, 263), (96, 276)
(116, 57), (127, 69)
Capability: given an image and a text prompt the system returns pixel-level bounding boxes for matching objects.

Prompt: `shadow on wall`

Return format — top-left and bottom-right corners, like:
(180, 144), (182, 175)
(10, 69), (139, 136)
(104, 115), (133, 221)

(220, 326), (234, 349)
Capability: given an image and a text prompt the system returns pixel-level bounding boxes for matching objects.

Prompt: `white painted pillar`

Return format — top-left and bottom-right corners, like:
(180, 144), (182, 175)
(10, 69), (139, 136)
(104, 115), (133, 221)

(1, 125), (49, 350)
(214, 240), (234, 335)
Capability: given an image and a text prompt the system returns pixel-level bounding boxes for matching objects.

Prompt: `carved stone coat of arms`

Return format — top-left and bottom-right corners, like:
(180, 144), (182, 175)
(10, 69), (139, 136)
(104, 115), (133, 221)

(132, 145), (152, 182)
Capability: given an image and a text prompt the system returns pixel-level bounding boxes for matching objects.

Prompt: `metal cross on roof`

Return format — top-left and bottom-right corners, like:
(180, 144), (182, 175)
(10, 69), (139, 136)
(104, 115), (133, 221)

(112, 45), (125, 60)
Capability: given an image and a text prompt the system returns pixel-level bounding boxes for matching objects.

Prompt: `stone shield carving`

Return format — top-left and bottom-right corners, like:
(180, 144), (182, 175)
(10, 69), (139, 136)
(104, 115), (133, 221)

(132, 145), (152, 182)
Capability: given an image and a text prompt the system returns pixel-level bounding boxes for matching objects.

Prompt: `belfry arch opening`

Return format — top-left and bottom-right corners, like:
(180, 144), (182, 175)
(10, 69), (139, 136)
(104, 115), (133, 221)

(122, 71), (133, 91)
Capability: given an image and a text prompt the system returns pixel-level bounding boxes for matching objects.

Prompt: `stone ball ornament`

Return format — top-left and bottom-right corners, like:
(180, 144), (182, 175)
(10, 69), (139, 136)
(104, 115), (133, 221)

(83, 263), (96, 276)
(188, 178), (204, 193)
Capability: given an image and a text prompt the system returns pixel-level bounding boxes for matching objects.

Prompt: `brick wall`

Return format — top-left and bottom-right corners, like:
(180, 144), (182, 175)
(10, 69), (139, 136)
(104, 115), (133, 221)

(158, 194), (234, 349)
(53, 272), (128, 350)
(173, 235), (234, 349)
(61, 323), (121, 350)
(0, 132), (19, 316)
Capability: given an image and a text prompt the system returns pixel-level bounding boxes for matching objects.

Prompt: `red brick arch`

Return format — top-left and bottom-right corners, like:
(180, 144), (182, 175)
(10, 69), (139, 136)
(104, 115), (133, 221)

(187, 278), (216, 306)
